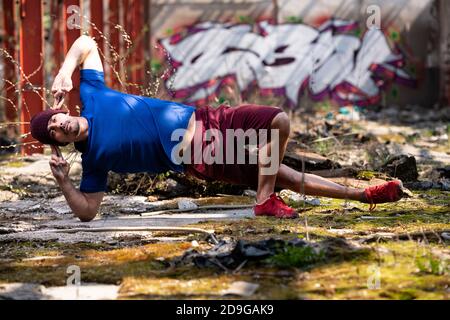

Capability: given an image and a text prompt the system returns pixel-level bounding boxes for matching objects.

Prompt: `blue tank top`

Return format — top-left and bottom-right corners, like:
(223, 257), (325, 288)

(76, 69), (195, 193)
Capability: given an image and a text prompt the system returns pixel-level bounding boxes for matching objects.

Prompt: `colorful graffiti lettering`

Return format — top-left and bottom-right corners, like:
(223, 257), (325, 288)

(158, 19), (416, 107)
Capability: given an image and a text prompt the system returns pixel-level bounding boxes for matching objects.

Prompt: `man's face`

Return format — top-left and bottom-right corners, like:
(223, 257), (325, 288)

(47, 113), (81, 144)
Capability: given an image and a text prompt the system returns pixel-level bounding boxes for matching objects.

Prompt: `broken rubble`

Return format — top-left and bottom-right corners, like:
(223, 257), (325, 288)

(43, 284), (119, 300)
(279, 189), (320, 206)
(0, 190), (19, 202)
(175, 237), (363, 270)
(405, 179), (450, 191)
(0, 221), (36, 234)
(0, 283), (47, 300)
(222, 281), (259, 297)
(436, 166), (450, 179)
(379, 154), (418, 182)
(177, 199), (198, 211)
(387, 143), (450, 164)
(0, 283), (119, 300)
(282, 140), (341, 171)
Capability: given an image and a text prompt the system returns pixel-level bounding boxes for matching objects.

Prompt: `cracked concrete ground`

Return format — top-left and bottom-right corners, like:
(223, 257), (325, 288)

(0, 109), (449, 300)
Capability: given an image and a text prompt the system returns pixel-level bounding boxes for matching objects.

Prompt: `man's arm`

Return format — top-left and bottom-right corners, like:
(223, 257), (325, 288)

(59, 35), (103, 74)
(52, 35), (103, 109)
(50, 146), (104, 222)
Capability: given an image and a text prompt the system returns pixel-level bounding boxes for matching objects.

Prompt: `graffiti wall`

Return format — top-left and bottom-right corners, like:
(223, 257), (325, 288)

(150, 0), (438, 108)
(158, 19), (416, 107)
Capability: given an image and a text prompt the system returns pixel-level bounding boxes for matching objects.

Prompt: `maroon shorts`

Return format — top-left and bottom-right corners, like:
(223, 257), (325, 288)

(184, 104), (283, 188)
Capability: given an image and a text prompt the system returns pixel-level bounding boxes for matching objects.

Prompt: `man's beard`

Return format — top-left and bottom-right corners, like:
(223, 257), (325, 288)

(73, 120), (81, 138)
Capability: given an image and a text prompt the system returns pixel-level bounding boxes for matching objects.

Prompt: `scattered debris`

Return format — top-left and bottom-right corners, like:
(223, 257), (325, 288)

(0, 221), (35, 234)
(356, 170), (388, 181)
(43, 284), (119, 300)
(387, 143), (450, 164)
(0, 190), (19, 202)
(309, 167), (357, 178)
(405, 179), (450, 191)
(177, 199), (198, 211)
(175, 237), (364, 271)
(283, 140), (341, 171)
(0, 283), (46, 300)
(360, 230), (450, 244)
(359, 216), (393, 220)
(222, 281), (259, 297)
(39, 226), (219, 244)
(0, 103), (449, 300)
(328, 228), (355, 236)
(436, 167), (450, 179)
(379, 154), (419, 182)
(21, 255), (66, 262)
(400, 188), (414, 199)
(243, 189), (257, 198)
(279, 190), (320, 206)
(107, 171), (246, 198)
(191, 240), (200, 248)
(0, 283), (119, 300)
(441, 233), (450, 241)
(0, 136), (17, 155)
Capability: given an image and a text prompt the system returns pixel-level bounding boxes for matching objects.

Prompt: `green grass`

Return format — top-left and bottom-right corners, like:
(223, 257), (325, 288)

(416, 254), (449, 276)
(266, 245), (325, 269)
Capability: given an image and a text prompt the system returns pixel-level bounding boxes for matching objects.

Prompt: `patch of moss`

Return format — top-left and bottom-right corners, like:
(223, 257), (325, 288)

(312, 140), (335, 156)
(4, 161), (26, 168)
(295, 241), (449, 299)
(357, 171), (374, 180)
(415, 254), (449, 276)
(1, 188), (449, 299)
(267, 246), (325, 269)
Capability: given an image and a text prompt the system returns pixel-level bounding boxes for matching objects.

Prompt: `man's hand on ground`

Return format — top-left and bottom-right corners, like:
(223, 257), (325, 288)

(51, 71), (72, 109)
(49, 145), (70, 182)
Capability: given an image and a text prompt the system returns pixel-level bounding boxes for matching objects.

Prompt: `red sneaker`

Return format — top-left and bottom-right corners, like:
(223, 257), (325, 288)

(254, 193), (299, 219)
(364, 180), (404, 211)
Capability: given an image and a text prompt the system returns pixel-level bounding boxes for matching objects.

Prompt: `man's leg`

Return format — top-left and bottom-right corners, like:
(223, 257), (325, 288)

(254, 111), (380, 203)
(256, 112), (290, 203)
(256, 112), (403, 204)
(275, 164), (366, 202)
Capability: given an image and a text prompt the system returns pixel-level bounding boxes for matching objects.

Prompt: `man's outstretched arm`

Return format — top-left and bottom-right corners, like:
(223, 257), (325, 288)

(52, 35), (103, 108)
(50, 146), (104, 222)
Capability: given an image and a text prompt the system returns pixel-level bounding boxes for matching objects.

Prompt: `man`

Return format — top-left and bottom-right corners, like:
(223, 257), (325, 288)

(30, 35), (403, 222)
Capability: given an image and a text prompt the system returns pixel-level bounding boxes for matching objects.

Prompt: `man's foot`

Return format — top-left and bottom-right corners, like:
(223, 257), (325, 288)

(364, 180), (404, 211)
(254, 193), (298, 219)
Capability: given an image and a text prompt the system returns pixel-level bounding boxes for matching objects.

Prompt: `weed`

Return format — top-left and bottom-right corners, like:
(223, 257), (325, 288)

(415, 254), (448, 276)
(312, 140), (335, 156)
(267, 246), (325, 269)
(285, 16), (303, 24)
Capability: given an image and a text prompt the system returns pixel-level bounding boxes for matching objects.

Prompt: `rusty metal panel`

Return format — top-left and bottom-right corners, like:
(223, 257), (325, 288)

(131, 0), (144, 92)
(107, 0), (121, 89)
(19, 0), (45, 155)
(2, 0), (17, 122)
(90, 0), (104, 59)
(51, 0), (64, 76)
(439, 0), (450, 106)
(123, 0), (144, 93)
(63, 0), (82, 115)
(122, 0), (131, 91)
(143, 0), (151, 87)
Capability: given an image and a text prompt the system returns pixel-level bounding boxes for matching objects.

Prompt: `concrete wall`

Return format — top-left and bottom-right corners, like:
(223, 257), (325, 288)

(1, 0), (439, 112)
(145, 0), (439, 108)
